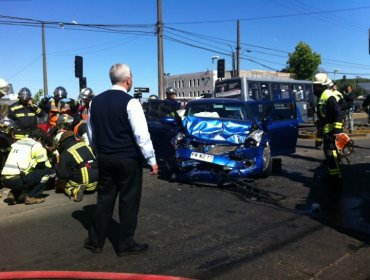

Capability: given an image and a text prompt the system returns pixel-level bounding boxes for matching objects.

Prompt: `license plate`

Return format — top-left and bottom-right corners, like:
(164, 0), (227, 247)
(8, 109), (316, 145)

(190, 152), (214, 163)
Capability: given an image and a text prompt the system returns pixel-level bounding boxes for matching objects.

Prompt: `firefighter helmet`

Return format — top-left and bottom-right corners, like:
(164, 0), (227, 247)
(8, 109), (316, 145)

(313, 73), (333, 86)
(148, 94), (159, 100)
(80, 87), (94, 100)
(0, 116), (16, 135)
(18, 87), (32, 102)
(58, 131), (75, 146)
(54, 86), (68, 100)
(165, 87), (177, 96)
(56, 114), (74, 130)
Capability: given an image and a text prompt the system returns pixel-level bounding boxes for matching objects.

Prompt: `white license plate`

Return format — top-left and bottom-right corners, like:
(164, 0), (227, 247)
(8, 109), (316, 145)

(190, 152), (214, 163)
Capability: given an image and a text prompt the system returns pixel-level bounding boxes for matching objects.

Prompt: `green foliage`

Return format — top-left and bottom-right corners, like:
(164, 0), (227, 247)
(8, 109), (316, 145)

(287, 41), (321, 80)
(33, 89), (44, 103)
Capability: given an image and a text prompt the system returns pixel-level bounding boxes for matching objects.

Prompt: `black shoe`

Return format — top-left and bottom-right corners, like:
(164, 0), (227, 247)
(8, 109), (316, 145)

(84, 238), (102, 253)
(118, 241), (148, 256)
(6, 192), (16, 206)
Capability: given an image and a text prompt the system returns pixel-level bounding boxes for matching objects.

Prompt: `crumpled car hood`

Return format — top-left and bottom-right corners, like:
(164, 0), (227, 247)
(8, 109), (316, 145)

(182, 116), (253, 145)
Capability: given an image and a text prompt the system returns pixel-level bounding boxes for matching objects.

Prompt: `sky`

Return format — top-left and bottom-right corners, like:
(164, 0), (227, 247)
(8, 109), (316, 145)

(1, 0), (370, 100)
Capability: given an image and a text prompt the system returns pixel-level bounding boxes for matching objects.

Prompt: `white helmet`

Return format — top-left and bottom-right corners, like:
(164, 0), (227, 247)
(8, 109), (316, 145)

(0, 78), (10, 97)
(313, 73), (333, 86)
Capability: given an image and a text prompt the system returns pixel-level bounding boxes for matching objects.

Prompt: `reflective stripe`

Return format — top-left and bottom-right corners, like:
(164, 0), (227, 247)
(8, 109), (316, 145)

(329, 150), (342, 176)
(323, 122), (343, 134)
(81, 167), (88, 183)
(14, 113), (35, 117)
(10, 105), (24, 111)
(14, 134), (28, 140)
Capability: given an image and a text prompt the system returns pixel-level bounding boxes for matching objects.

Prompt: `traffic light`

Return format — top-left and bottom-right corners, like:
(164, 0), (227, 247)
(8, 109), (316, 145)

(75, 56), (83, 78)
(217, 59), (225, 78)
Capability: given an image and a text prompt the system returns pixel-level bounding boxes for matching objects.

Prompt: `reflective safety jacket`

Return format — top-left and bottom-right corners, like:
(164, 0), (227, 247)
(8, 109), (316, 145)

(8, 101), (44, 139)
(316, 89), (343, 135)
(40, 98), (78, 128)
(57, 137), (97, 191)
(1, 138), (51, 176)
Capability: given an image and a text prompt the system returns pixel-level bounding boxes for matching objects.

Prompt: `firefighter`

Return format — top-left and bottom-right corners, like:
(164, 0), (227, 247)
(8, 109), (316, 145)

(56, 131), (98, 202)
(39, 86), (78, 129)
(1, 128), (55, 205)
(0, 117), (16, 171)
(165, 87), (181, 111)
(313, 73), (344, 185)
(8, 87), (44, 140)
(73, 88), (94, 144)
(0, 78), (11, 98)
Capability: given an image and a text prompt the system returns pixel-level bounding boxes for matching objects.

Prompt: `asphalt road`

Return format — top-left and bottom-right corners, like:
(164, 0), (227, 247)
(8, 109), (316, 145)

(0, 135), (370, 280)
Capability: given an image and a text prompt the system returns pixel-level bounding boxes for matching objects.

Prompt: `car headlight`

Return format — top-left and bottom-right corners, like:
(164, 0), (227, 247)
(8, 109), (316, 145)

(172, 132), (186, 148)
(245, 129), (264, 147)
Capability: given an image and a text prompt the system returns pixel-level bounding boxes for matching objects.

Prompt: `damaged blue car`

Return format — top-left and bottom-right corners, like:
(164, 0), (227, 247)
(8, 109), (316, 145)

(146, 98), (299, 185)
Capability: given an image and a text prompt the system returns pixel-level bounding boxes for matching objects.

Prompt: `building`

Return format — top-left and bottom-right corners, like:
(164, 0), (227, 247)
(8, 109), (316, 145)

(165, 70), (292, 102)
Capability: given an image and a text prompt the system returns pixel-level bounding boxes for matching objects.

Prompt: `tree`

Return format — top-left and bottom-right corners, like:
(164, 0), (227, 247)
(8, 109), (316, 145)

(33, 89), (44, 103)
(286, 41), (321, 80)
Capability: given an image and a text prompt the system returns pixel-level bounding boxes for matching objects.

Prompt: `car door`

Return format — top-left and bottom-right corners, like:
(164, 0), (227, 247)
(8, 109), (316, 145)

(247, 99), (299, 156)
(145, 100), (181, 162)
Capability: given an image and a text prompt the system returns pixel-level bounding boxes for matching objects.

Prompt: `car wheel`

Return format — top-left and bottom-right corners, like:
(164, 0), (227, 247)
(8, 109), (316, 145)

(260, 155), (272, 178)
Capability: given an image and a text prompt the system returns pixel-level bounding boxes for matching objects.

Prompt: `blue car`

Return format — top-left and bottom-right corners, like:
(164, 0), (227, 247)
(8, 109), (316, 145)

(146, 98), (298, 184)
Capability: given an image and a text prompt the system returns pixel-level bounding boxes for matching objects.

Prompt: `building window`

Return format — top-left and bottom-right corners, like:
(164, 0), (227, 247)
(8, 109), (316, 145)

(189, 80), (192, 87)
(197, 79), (200, 87)
(182, 80), (184, 88)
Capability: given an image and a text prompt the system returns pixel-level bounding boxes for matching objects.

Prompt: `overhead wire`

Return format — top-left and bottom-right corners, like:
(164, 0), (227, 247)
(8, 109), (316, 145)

(1, 12), (370, 77)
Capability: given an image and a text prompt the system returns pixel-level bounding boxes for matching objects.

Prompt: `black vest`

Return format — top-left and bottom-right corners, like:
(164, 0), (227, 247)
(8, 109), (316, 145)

(90, 89), (139, 158)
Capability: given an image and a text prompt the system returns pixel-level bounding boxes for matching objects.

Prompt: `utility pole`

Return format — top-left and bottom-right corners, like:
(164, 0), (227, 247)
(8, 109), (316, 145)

(236, 20), (240, 77)
(42, 22), (48, 96)
(157, 0), (165, 100)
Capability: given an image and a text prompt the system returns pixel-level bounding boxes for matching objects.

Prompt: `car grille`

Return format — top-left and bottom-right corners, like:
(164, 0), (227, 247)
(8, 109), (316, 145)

(192, 144), (237, 155)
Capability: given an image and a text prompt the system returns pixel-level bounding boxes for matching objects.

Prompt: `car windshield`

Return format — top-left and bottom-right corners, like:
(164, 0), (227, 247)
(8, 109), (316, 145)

(185, 101), (256, 122)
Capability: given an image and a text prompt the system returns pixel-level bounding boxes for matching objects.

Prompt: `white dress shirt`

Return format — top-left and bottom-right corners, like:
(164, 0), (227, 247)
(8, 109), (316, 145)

(87, 85), (157, 166)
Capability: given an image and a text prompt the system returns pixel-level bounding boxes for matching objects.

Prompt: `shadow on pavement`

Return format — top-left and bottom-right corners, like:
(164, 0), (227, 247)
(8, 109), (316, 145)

(71, 204), (121, 252)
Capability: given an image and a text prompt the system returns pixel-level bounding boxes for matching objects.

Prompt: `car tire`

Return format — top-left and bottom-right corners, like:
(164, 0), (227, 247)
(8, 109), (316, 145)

(260, 155), (272, 178)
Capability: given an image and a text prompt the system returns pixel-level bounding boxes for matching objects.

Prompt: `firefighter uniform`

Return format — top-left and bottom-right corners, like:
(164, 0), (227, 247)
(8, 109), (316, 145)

(8, 101), (44, 140)
(1, 129), (55, 204)
(316, 88), (344, 180)
(56, 131), (97, 202)
(39, 98), (78, 128)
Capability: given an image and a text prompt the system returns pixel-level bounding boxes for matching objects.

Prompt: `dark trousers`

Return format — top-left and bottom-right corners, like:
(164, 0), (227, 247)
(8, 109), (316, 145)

(2, 168), (55, 199)
(323, 133), (341, 178)
(88, 153), (143, 251)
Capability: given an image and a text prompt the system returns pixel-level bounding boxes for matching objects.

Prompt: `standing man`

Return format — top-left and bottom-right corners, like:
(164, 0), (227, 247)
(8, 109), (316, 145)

(85, 63), (158, 256)
(342, 85), (355, 133)
(8, 87), (44, 140)
(164, 87), (181, 111)
(313, 73), (344, 185)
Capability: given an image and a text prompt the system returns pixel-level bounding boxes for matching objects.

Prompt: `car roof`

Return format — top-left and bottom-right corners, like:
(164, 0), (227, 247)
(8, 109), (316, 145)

(187, 98), (245, 105)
